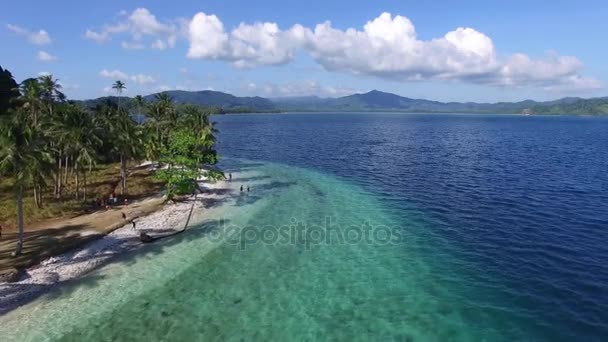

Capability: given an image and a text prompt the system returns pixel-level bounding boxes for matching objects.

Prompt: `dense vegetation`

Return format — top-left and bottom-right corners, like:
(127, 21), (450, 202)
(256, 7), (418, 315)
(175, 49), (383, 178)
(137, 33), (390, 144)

(79, 90), (279, 114)
(0, 65), (223, 256)
(529, 97), (608, 115)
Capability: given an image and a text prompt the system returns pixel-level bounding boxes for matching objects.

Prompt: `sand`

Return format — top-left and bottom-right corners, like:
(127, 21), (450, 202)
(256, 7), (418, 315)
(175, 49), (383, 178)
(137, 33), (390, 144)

(0, 176), (237, 314)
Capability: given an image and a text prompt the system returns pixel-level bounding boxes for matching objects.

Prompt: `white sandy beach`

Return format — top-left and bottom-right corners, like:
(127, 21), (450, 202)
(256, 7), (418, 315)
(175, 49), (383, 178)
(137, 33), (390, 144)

(0, 175), (241, 313)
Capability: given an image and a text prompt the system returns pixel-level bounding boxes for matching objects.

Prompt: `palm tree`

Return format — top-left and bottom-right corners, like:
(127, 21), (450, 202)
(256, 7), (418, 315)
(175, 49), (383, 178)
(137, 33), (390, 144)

(52, 104), (101, 200)
(0, 111), (51, 255)
(35, 75), (66, 199)
(182, 105), (217, 137)
(155, 92), (177, 128)
(0, 65), (20, 116)
(135, 95), (145, 117)
(38, 74), (64, 118)
(112, 80), (126, 111)
(19, 78), (43, 126)
(98, 105), (142, 195)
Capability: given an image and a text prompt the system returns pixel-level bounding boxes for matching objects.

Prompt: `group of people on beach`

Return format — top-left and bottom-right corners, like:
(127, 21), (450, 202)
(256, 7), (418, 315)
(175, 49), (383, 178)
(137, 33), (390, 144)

(93, 191), (129, 210)
(228, 173), (251, 194)
(121, 212), (137, 231)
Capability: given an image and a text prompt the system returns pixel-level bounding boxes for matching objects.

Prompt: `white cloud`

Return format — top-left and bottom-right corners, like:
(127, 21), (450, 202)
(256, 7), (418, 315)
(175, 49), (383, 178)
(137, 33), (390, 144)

(7, 24), (51, 45)
(187, 12), (305, 68)
(38, 71), (51, 77)
(130, 73), (156, 85)
(100, 69), (129, 80)
(186, 11), (601, 91)
(85, 29), (110, 43)
(121, 41), (145, 50)
(187, 13), (228, 59)
(37, 50), (57, 61)
(99, 69), (156, 85)
(151, 39), (167, 50)
(85, 8), (179, 50)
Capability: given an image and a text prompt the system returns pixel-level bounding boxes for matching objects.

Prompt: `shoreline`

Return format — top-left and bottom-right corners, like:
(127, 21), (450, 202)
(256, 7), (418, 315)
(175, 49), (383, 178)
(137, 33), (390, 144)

(0, 176), (237, 314)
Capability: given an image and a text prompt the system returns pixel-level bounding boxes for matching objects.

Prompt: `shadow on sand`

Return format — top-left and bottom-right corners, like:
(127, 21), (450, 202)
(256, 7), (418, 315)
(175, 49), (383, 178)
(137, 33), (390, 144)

(0, 218), (229, 315)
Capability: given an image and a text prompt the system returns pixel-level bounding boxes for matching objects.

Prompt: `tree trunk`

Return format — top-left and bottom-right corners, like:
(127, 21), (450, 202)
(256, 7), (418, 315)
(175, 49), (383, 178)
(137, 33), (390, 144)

(53, 155), (58, 197)
(83, 171), (87, 202)
(63, 155), (69, 185)
(33, 186), (41, 209)
(56, 155), (62, 199)
(120, 155), (126, 195)
(75, 164), (80, 201)
(14, 186), (24, 256)
(37, 185), (43, 208)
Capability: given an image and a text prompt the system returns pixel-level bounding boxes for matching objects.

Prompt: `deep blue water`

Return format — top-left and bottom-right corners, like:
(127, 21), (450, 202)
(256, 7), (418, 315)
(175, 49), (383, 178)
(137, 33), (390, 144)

(214, 113), (608, 341)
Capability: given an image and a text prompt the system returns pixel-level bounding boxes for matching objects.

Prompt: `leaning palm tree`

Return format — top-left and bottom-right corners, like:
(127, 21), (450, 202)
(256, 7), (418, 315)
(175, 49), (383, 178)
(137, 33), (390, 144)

(112, 80), (126, 111)
(0, 110), (51, 255)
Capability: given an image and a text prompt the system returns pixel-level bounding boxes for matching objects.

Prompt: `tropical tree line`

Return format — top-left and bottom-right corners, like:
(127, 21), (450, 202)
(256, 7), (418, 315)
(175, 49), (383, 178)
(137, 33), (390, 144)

(0, 66), (223, 256)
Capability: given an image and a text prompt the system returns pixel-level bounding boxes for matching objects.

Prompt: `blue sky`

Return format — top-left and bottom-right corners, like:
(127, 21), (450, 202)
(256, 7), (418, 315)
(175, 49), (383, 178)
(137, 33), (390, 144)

(3, 0), (608, 102)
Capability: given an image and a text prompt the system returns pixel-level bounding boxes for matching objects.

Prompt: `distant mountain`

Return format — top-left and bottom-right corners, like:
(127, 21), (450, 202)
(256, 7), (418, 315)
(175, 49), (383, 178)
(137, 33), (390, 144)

(144, 90), (276, 111)
(79, 90), (277, 113)
(80, 89), (608, 115)
(273, 90), (608, 114)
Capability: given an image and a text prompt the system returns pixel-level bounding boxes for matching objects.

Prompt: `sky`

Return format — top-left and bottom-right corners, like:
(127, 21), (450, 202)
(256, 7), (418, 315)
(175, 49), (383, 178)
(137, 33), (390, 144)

(2, 0), (608, 102)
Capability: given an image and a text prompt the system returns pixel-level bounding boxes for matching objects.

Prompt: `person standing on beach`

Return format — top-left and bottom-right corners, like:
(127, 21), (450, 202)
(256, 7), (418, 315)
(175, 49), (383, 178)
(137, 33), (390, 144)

(132, 220), (137, 231)
(229, 173), (232, 182)
(247, 186), (250, 192)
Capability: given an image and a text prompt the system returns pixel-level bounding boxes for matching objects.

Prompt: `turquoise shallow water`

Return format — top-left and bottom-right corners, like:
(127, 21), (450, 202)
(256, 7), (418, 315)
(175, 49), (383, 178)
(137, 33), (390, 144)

(1, 160), (495, 341)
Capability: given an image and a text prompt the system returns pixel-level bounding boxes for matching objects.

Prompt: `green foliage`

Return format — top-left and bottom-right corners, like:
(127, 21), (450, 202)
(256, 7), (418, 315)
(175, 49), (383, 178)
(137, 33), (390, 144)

(152, 103), (223, 199)
(0, 66), (19, 116)
(530, 97), (608, 115)
(155, 168), (198, 199)
(0, 69), (223, 253)
(0, 110), (52, 187)
(154, 127), (222, 199)
(77, 90), (277, 114)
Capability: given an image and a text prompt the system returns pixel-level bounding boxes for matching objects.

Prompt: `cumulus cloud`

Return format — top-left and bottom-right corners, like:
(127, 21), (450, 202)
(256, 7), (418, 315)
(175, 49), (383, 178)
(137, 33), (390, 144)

(85, 8), (179, 50)
(186, 11), (601, 90)
(99, 69), (156, 85)
(187, 12), (306, 67)
(7, 24), (52, 45)
(37, 50), (57, 61)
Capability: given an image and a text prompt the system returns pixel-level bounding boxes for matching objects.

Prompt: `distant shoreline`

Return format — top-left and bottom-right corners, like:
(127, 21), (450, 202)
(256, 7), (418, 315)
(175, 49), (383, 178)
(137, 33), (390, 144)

(217, 111), (608, 116)
(77, 89), (608, 117)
